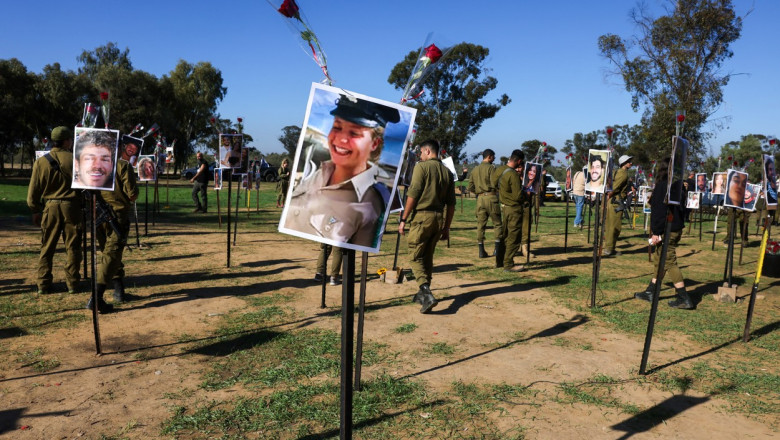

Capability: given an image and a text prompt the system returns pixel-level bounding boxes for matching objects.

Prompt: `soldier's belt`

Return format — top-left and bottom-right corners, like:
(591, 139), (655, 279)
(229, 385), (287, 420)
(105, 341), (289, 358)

(45, 198), (76, 204)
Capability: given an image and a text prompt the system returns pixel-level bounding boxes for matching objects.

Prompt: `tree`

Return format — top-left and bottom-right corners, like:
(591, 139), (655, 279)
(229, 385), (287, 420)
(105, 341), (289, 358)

(561, 125), (638, 171)
(388, 42), (510, 162)
(520, 140), (558, 165)
(598, 0), (744, 161)
(0, 58), (37, 175)
(717, 134), (767, 180)
(278, 125), (301, 157)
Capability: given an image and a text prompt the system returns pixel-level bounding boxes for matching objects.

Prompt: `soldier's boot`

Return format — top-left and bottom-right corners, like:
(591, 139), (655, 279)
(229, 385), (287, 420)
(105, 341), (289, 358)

(85, 284), (114, 313)
(112, 278), (125, 304)
(634, 281), (655, 302)
(412, 285), (425, 304)
(668, 286), (694, 309)
(492, 241), (499, 256)
(521, 244), (535, 259)
(478, 242), (488, 258)
(495, 241), (505, 268)
(419, 284), (438, 314)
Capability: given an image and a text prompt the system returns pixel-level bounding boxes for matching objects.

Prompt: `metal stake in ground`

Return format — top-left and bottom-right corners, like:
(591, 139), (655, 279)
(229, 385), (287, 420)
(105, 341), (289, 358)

(82, 195), (88, 280)
(711, 206), (722, 251)
(587, 197), (592, 244)
(589, 193), (602, 308)
(739, 214), (749, 265)
(639, 207), (673, 375)
(698, 202), (703, 241)
(744, 215), (773, 342)
(226, 169), (232, 268)
(233, 182), (240, 246)
(564, 190), (570, 252)
(144, 182), (149, 236)
(340, 249), (356, 440)
(723, 209), (736, 285)
(87, 192), (102, 354)
(354, 251), (368, 391)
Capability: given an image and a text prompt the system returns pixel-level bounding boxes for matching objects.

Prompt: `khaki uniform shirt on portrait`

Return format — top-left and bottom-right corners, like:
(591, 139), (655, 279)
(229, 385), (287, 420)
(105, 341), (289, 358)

(284, 161), (384, 248)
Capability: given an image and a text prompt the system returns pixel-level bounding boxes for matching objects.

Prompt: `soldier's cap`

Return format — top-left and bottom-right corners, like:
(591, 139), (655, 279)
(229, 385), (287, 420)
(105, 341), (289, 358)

(619, 155), (633, 166)
(51, 126), (73, 142)
(330, 95), (400, 129)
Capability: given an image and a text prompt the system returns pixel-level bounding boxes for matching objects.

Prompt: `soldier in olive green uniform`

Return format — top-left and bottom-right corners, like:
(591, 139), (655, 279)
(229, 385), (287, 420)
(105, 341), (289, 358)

(276, 158), (291, 208)
(27, 126), (82, 294)
(497, 153), (528, 272)
(315, 244), (343, 286)
(604, 155), (633, 256)
(91, 158), (139, 311)
(399, 140), (456, 313)
(467, 148), (502, 258)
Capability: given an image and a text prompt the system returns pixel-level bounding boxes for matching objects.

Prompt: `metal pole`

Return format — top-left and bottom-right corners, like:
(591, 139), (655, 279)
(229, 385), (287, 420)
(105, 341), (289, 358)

(739, 214), (749, 265)
(82, 196), (88, 280)
(639, 207), (673, 375)
(711, 206), (721, 251)
(226, 170), (232, 268)
(564, 192), (570, 253)
(698, 202), (703, 241)
(321, 245), (330, 308)
(144, 182), (149, 236)
(233, 183), (240, 246)
(89, 193), (102, 354)
(216, 187), (222, 228)
(340, 249), (355, 440)
(744, 216), (772, 342)
(354, 251), (368, 391)
(133, 202), (141, 248)
(590, 194), (602, 308)
(587, 197), (592, 244)
(724, 210), (735, 285)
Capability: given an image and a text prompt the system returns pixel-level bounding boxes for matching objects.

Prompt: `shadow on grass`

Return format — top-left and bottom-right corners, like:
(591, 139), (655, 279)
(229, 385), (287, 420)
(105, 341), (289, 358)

(610, 394), (710, 439)
(0, 408), (71, 434)
(402, 314), (589, 379)
(187, 330), (282, 356)
(296, 399), (449, 440)
(646, 320), (780, 374)
(147, 253), (202, 262)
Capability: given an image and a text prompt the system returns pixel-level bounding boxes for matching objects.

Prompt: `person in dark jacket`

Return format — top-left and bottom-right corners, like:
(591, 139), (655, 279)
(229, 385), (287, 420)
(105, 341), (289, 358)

(634, 157), (694, 309)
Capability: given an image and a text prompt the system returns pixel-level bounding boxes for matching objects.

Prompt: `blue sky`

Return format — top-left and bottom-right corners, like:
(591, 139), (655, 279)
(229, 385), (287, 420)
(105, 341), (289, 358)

(2, 0), (776, 160)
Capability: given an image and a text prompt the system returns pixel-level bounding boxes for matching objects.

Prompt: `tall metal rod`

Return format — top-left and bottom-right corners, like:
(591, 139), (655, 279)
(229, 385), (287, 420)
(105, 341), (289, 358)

(321, 245), (330, 308)
(144, 182), (148, 236)
(88, 193), (102, 354)
(711, 206), (721, 250)
(744, 216), (772, 342)
(724, 210), (735, 285)
(354, 251), (368, 391)
(233, 182), (240, 246)
(639, 207), (673, 375)
(589, 194), (602, 308)
(564, 192), (570, 253)
(340, 249), (355, 440)
(226, 169), (232, 268)
(739, 215), (749, 265)
(698, 202), (703, 241)
(587, 197), (592, 244)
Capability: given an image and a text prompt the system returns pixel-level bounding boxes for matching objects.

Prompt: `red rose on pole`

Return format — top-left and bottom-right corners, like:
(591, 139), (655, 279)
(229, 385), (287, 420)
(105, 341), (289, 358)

(237, 117), (243, 123)
(424, 44), (443, 63)
(677, 114), (685, 123)
(210, 117), (216, 124)
(278, 0), (299, 18)
(771, 139), (777, 146)
(606, 127), (614, 136)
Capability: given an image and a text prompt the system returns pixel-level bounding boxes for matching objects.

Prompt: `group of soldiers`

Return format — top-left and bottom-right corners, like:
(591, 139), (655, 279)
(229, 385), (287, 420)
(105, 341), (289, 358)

(27, 126), (138, 313)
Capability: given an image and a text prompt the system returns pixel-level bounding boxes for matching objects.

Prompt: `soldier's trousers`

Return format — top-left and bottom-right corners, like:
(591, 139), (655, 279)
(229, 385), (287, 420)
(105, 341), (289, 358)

(38, 199), (82, 290)
(97, 210), (130, 285)
(192, 181), (207, 211)
(317, 244), (343, 277)
(476, 194), (502, 243)
(521, 205), (532, 245)
(502, 205), (523, 267)
(408, 211), (443, 286)
(653, 229), (684, 284)
(604, 201), (623, 251)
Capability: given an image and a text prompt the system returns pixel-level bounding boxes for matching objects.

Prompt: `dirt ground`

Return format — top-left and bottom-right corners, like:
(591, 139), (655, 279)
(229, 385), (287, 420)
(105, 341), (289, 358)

(0, 210), (778, 439)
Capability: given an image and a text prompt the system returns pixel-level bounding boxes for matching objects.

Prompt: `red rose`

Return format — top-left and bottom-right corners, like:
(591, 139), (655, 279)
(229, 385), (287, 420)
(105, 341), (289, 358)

(424, 44), (443, 63)
(677, 114), (685, 122)
(237, 117), (243, 123)
(727, 156), (732, 161)
(606, 128), (614, 135)
(649, 173), (653, 177)
(770, 139), (776, 145)
(43, 138), (48, 143)
(100, 92), (109, 100)
(733, 161), (738, 166)
(210, 117), (216, 124)
(278, 0), (299, 18)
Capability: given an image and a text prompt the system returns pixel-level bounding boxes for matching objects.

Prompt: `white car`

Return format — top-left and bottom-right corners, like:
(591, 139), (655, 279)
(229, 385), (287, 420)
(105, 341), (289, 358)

(544, 174), (563, 201)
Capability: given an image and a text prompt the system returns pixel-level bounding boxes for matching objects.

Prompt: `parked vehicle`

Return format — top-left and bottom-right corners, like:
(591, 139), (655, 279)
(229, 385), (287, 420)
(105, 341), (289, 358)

(182, 162), (216, 180)
(544, 174), (563, 201)
(248, 159), (278, 182)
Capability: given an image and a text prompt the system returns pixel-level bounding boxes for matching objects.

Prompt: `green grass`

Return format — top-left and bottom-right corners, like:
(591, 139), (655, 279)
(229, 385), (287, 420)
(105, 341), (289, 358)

(394, 323), (418, 333)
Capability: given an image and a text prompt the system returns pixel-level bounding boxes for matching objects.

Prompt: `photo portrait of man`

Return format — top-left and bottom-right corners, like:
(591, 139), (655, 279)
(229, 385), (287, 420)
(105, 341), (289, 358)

(641, 186), (652, 214)
(214, 168), (223, 190)
(724, 169), (748, 209)
(280, 83), (416, 253)
(565, 167), (572, 192)
(712, 172), (727, 195)
(696, 172), (707, 193)
(763, 154), (777, 206)
(121, 135), (142, 167)
(136, 155), (156, 181)
(72, 128), (119, 191)
(686, 191), (699, 209)
(585, 150), (609, 194)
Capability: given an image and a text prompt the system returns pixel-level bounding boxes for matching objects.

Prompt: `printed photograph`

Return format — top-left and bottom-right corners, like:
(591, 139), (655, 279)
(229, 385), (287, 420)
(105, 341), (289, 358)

(72, 127), (119, 191)
(279, 82), (417, 253)
(711, 172), (727, 195)
(744, 183), (760, 212)
(686, 191), (699, 209)
(763, 154), (778, 207)
(640, 186), (652, 213)
(239, 173), (249, 190)
(218, 134), (244, 169)
(695, 172), (707, 193)
(585, 149), (609, 194)
(565, 166), (572, 192)
(665, 136), (688, 205)
(523, 162), (543, 193)
(724, 169), (748, 209)
(214, 168), (223, 190)
(121, 135), (143, 167)
(136, 155), (156, 181)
